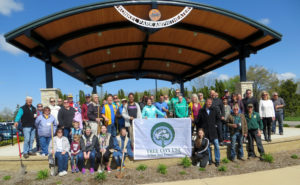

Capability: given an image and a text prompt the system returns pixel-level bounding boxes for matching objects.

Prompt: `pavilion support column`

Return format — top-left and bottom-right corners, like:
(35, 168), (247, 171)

(239, 56), (247, 82)
(180, 81), (184, 96)
(45, 61), (53, 88)
(92, 83), (97, 94)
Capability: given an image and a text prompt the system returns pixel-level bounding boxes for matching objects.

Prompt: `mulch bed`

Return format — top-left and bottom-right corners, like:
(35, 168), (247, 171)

(1, 149), (300, 185)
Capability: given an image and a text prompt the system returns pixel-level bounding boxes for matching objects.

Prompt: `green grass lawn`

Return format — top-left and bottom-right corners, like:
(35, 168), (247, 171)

(284, 117), (300, 121)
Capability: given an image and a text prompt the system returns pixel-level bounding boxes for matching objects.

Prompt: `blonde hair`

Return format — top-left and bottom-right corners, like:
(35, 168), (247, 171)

(261, 91), (270, 100)
(191, 94), (199, 103)
(72, 121), (79, 127)
(73, 134), (80, 142)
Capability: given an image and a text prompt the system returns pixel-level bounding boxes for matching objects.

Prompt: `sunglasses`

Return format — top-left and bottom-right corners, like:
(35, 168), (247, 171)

(50, 101), (55, 103)
(38, 106), (43, 108)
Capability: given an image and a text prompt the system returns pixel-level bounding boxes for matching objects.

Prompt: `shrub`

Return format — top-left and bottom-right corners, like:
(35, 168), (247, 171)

(157, 164), (167, 175)
(136, 164), (147, 171)
(291, 154), (298, 159)
(56, 181), (62, 184)
(180, 156), (192, 168)
(95, 172), (107, 182)
(198, 167), (206, 171)
(218, 165), (227, 172)
(295, 125), (300, 128)
(179, 171), (186, 175)
(262, 154), (274, 163)
(3, 175), (11, 181)
(75, 177), (82, 182)
(221, 158), (230, 164)
(36, 169), (49, 180)
(234, 165), (240, 168)
(283, 124), (290, 127)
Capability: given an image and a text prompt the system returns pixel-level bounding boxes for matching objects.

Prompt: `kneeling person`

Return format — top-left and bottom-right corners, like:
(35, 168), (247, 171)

(192, 128), (209, 168)
(97, 125), (114, 173)
(113, 128), (133, 170)
(227, 104), (248, 161)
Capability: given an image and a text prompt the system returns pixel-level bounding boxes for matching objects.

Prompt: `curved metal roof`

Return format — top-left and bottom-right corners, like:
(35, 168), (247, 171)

(5, 0), (282, 86)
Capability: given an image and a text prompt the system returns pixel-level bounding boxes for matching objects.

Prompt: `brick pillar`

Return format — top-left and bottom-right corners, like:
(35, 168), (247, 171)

(235, 81), (254, 98)
(40, 88), (60, 107)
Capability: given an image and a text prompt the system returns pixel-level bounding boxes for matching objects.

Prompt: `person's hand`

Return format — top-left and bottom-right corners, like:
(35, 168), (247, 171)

(272, 117), (275, 121)
(232, 124), (237, 128)
(221, 116), (225, 120)
(62, 151), (66, 155)
(105, 118), (109, 122)
(69, 131), (72, 135)
(14, 122), (18, 128)
(144, 116), (147, 119)
(84, 152), (88, 159)
(52, 151), (54, 155)
(257, 130), (261, 137)
(170, 112), (173, 117)
(96, 118), (101, 122)
(103, 149), (106, 154)
(164, 116), (167, 118)
(130, 117), (134, 120)
(191, 117), (194, 122)
(122, 149), (126, 153)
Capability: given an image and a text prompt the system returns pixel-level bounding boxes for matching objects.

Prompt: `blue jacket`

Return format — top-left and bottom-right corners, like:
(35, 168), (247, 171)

(35, 114), (57, 137)
(154, 102), (168, 118)
(142, 105), (165, 118)
(113, 135), (133, 157)
(118, 105), (125, 126)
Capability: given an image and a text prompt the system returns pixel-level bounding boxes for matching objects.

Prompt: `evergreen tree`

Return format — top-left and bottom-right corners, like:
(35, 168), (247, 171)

(79, 90), (85, 104)
(134, 92), (139, 102)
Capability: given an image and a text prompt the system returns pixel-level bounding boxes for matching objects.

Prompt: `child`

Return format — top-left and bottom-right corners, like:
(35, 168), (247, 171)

(192, 128), (209, 168)
(70, 120), (82, 140)
(70, 134), (81, 173)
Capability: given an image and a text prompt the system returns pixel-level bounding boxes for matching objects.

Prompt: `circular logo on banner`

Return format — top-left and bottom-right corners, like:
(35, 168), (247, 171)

(151, 122), (175, 148)
(149, 9), (161, 21)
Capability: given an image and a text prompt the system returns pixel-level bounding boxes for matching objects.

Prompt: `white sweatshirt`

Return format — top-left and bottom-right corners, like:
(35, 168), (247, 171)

(259, 100), (275, 118)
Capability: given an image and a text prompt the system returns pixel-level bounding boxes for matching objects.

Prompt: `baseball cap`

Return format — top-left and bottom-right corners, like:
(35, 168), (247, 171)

(247, 104), (253, 107)
(85, 94), (91, 97)
(224, 89), (228, 92)
(67, 94), (73, 98)
(121, 98), (127, 102)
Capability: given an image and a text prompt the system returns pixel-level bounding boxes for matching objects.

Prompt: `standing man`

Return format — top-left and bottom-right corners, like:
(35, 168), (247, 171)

(57, 98), (63, 108)
(49, 97), (60, 123)
(58, 100), (75, 142)
(245, 104), (265, 159)
(101, 95), (117, 137)
(35, 103), (43, 152)
(87, 94), (102, 135)
(155, 95), (169, 118)
(68, 94), (74, 108)
(170, 89), (186, 117)
(272, 92), (285, 135)
(14, 96), (37, 158)
(242, 89), (259, 114)
(81, 94), (91, 128)
(113, 95), (120, 109)
(197, 98), (221, 167)
(198, 93), (205, 108)
(122, 93), (142, 146)
(210, 90), (225, 145)
(223, 89), (231, 103)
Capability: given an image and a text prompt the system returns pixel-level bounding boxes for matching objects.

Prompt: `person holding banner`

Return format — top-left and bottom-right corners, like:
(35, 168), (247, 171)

(102, 94), (118, 137)
(113, 128), (133, 170)
(192, 128), (209, 168)
(174, 94), (189, 118)
(142, 98), (166, 119)
(169, 89), (186, 117)
(197, 98), (221, 167)
(122, 93), (142, 147)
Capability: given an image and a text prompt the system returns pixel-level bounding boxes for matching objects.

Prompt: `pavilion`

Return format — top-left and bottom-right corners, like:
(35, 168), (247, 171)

(5, 0), (282, 100)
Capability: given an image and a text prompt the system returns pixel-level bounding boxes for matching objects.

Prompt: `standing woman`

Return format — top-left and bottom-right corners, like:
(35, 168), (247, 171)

(35, 107), (57, 156)
(259, 91), (275, 142)
(48, 128), (70, 177)
(192, 129), (209, 168)
(189, 94), (202, 135)
(142, 98), (166, 119)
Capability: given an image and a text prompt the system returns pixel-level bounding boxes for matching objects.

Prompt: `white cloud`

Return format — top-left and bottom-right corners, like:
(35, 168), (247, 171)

(277, 72), (296, 81)
(0, 34), (22, 55)
(258, 18), (271, 25)
(0, 0), (23, 16)
(217, 74), (230, 81)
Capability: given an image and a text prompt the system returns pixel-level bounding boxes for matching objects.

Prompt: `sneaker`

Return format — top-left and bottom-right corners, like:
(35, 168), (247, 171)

(237, 157), (245, 161)
(90, 168), (94, 174)
(75, 166), (79, 173)
(23, 154), (29, 159)
(28, 151), (36, 156)
(41, 154), (46, 157)
(208, 160), (213, 165)
(215, 162), (220, 167)
(58, 172), (64, 177)
(196, 162), (200, 167)
(82, 168), (86, 174)
(117, 166), (121, 171)
(72, 166), (75, 173)
(106, 165), (112, 173)
(50, 167), (56, 176)
(230, 158), (236, 162)
(280, 132), (283, 135)
(63, 171), (68, 175)
(97, 168), (103, 173)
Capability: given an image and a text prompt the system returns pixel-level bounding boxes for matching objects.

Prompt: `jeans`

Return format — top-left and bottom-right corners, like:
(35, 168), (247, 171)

(247, 129), (265, 157)
(55, 152), (69, 172)
(23, 127), (35, 154)
(35, 128), (40, 151)
(193, 153), (209, 168)
(39, 136), (51, 155)
(63, 128), (71, 143)
(230, 132), (244, 159)
(207, 139), (220, 162)
(216, 120), (223, 142)
(272, 111), (283, 134)
(78, 150), (96, 169)
(113, 151), (127, 166)
(107, 124), (117, 137)
(222, 122), (230, 140)
(70, 154), (79, 167)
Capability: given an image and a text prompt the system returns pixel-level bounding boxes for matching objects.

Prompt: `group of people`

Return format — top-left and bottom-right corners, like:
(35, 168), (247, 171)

(13, 88), (285, 175)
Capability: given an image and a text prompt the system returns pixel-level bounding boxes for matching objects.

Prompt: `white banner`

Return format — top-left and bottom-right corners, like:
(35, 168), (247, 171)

(133, 118), (192, 160)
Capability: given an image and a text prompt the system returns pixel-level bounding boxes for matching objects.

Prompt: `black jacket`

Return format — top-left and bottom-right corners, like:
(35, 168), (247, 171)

(21, 104), (36, 128)
(87, 103), (102, 121)
(212, 98), (225, 117)
(96, 134), (114, 152)
(242, 97), (259, 114)
(80, 134), (98, 152)
(58, 107), (75, 128)
(197, 107), (220, 141)
(193, 137), (209, 157)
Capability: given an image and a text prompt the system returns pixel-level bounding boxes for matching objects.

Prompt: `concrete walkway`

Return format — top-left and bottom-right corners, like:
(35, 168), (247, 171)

(143, 165), (300, 185)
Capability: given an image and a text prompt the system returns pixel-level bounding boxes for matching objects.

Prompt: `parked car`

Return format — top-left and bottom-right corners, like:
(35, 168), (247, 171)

(0, 124), (13, 141)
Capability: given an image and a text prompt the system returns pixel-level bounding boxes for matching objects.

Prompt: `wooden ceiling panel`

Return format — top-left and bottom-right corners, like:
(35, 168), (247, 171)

(250, 35), (273, 47)
(88, 60), (138, 77)
(60, 28), (145, 56)
(142, 60), (190, 74)
(74, 45), (142, 68)
(145, 45), (211, 66)
(183, 9), (258, 40)
(149, 28), (231, 54)
(14, 35), (38, 49)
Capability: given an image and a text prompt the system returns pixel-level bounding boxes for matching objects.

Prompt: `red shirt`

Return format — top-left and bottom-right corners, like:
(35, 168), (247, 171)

(71, 141), (80, 155)
(81, 103), (89, 120)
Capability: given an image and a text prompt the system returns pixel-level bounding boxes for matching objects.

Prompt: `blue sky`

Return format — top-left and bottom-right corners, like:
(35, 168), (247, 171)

(0, 0), (299, 111)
